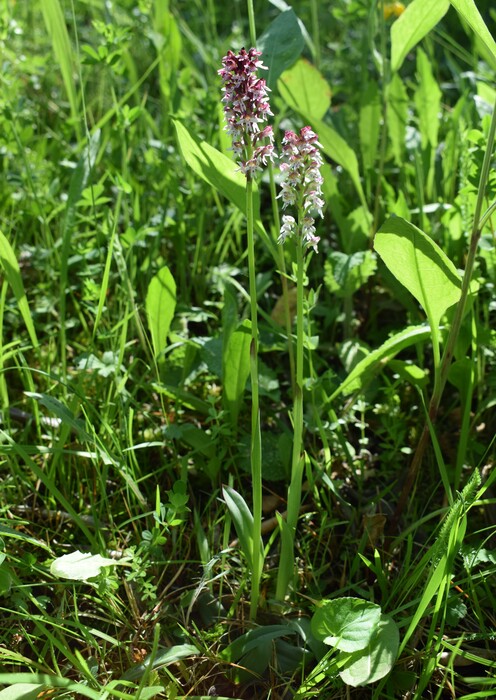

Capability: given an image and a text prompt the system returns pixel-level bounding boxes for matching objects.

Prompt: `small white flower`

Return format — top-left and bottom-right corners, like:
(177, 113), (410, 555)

(278, 215), (297, 245)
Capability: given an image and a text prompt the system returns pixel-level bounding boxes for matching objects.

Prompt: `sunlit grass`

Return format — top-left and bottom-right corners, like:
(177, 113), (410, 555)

(0, 0), (496, 698)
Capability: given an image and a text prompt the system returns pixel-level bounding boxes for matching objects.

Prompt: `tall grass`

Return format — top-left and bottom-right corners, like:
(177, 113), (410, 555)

(0, 0), (495, 697)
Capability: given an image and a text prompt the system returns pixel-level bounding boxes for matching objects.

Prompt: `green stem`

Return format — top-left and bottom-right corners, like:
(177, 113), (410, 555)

(268, 161), (296, 395)
(246, 0), (256, 47)
(276, 237), (305, 601)
(310, 0), (321, 69)
(371, 0), (390, 239)
(246, 176), (263, 620)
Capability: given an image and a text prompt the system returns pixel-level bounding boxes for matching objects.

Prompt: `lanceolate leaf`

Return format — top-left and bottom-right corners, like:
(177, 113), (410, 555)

(449, 0), (496, 70)
(146, 266), (176, 359)
(278, 59), (331, 120)
(329, 325), (432, 400)
(220, 624), (300, 683)
(223, 485), (263, 570)
(0, 231), (38, 349)
(391, 0), (450, 73)
(414, 48), (442, 150)
(122, 644), (199, 681)
(223, 320), (251, 427)
(173, 120), (267, 244)
(359, 81), (381, 172)
(387, 73), (408, 165)
(41, 0), (80, 135)
(374, 217), (462, 328)
(258, 9), (305, 90)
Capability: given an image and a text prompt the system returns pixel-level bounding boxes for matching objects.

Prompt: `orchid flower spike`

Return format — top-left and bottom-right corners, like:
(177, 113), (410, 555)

(278, 126), (324, 253)
(218, 48), (275, 178)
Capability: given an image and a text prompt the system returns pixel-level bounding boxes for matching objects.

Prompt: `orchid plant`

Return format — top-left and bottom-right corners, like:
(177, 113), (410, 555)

(275, 126), (324, 601)
(219, 47), (324, 612)
(219, 47), (275, 619)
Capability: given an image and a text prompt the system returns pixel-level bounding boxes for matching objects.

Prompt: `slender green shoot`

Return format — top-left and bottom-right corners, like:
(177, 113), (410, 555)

(276, 235), (306, 600)
(246, 175), (263, 619)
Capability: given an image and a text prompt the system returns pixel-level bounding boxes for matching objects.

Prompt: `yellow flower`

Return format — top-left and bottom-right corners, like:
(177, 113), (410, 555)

(384, 2), (405, 20)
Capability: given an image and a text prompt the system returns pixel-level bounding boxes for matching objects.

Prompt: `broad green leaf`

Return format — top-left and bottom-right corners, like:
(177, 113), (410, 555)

(449, 0), (496, 70)
(374, 217), (462, 328)
(311, 597), (382, 653)
(173, 120), (266, 241)
(391, 0), (450, 73)
(146, 266), (176, 358)
(387, 359), (429, 388)
(307, 118), (367, 209)
(387, 73), (408, 165)
(223, 485), (263, 570)
(339, 614), (399, 687)
(414, 48), (442, 150)
(222, 282), (239, 348)
(278, 59), (331, 120)
(359, 81), (381, 171)
(324, 250), (377, 298)
(223, 320), (251, 427)
(258, 9), (305, 90)
(0, 231), (38, 349)
(329, 325), (432, 400)
(220, 624), (296, 683)
(220, 624), (292, 661)
(50, 551), (129, 581)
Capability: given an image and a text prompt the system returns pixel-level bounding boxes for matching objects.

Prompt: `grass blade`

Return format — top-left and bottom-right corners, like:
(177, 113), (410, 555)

(40, 0), (81, 137)
(0, 231), (38, 351)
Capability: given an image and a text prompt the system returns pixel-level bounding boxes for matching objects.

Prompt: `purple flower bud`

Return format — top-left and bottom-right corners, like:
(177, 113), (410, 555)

(278, 127), (324, 252)
(219, 48), (275, 177)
